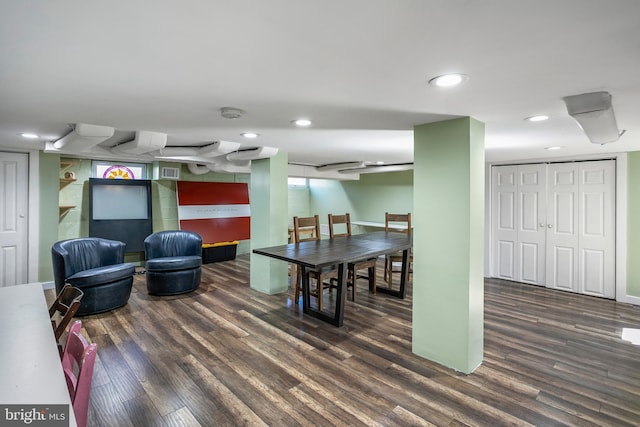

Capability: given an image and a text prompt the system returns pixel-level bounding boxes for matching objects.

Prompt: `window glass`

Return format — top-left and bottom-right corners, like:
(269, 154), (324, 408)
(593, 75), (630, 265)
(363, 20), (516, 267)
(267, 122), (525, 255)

(93, 161), (147, 179)
(288, 177), (307, 187)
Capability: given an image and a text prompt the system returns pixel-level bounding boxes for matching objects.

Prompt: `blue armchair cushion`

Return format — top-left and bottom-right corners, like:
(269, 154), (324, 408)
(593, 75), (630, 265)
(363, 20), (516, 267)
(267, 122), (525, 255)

(67, 263), (135, 288)
(146, 256), (201, 272)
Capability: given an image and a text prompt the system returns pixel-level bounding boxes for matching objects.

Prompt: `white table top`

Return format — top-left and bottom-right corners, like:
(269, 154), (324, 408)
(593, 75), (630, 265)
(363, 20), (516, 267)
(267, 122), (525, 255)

(0, 283), (77, 426)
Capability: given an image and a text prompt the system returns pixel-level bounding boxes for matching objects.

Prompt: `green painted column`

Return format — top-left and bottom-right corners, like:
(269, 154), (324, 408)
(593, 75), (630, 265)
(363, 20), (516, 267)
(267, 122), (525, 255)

(412, 117), (484, 374)
(250, 152), (289, 294)
(626, 151), (640, 297)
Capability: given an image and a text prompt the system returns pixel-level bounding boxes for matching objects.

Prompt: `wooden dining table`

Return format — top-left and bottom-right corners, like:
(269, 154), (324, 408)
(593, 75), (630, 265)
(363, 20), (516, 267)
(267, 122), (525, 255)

(253, 231), (412, 327)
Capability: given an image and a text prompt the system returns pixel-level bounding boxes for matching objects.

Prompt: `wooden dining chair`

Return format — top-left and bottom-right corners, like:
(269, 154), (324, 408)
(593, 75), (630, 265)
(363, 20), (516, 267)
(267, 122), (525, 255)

(292, 215), (338, 311)
(384, 212), (413, 287)
(49, 284), (84, 355)
(328, 213), (377, 301)
(62, 320), (97, 427)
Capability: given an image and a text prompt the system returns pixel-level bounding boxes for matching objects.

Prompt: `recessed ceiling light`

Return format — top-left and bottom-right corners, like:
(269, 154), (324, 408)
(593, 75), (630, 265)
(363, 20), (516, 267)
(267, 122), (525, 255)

(545, 146), (562, 150)
(292, 119), (312, 127)
(20, 133), (39, 139)
(241, 132), (259, 139)
(376, 161), (385, 165)
(526, 115), (550, 122)
(428, 73), (468, 88)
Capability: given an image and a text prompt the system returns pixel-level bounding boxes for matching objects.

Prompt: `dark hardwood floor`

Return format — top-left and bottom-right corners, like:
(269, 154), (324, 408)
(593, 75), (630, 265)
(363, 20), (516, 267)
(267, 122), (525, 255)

(62, 255), (640, 426)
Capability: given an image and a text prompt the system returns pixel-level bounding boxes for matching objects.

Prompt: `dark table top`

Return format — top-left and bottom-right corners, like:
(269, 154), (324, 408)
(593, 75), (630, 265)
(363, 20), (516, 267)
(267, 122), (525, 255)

(253, 231), (412, 268)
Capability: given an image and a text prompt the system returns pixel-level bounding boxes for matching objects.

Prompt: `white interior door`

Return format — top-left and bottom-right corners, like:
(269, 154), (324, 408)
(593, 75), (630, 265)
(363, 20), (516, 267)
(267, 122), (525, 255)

(517, 164), (547, 285)
(492, 166), (518, 281)
(578, 160), (615, 298)
(546, 163), (580, 292)
(0, 152), (29, 287)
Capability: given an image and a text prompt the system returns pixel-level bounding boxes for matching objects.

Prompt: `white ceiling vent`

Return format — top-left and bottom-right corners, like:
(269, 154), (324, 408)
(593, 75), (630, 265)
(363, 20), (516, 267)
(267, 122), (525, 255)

(159, 166), (180, 180)
(111, 131), (167, 155)
(53, 123), (114, 151)
(563, 91), (623, 144)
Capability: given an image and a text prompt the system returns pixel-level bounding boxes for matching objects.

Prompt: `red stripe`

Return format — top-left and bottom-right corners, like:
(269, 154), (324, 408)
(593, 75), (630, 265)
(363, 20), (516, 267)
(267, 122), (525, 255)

(177, 181), (249, 205)
(180, 218), (251, 243)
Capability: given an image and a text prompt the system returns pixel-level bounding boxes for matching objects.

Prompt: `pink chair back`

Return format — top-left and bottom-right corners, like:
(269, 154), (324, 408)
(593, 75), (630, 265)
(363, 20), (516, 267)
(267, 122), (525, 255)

(61, 320), (97, 427)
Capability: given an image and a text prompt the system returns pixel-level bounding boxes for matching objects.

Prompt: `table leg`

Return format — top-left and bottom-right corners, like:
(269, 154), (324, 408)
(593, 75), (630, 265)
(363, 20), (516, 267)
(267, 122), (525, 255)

(301, 263), (347, 327)
(375, 248), (409, 299)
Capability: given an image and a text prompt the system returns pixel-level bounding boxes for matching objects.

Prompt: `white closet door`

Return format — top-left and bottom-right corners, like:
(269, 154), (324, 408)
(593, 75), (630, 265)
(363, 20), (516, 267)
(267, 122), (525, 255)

(578, 160), (615, 298)
(492, 166), (518, 281)
(546, 163), (580, 292)
(0, 152), (29, 287)
(517, 164), (546, 285)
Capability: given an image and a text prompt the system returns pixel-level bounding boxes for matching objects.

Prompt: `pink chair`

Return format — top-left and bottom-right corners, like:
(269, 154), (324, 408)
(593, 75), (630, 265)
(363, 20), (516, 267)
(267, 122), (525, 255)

(62, 320), (97, 427)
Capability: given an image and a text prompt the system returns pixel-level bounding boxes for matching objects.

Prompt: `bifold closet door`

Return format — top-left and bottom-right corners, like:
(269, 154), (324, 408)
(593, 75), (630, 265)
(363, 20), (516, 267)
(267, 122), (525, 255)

(491, 164), (546, 285)
(546, 160), (615, 298)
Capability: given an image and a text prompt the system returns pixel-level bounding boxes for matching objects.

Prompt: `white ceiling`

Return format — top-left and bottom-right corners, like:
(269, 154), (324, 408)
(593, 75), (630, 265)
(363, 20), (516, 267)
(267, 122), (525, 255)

(1, 1), (639, 171)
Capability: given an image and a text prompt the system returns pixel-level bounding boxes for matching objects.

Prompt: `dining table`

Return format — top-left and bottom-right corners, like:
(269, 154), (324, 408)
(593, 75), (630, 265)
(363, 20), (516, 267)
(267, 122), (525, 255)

(253, 231), (412, 327)
(0, 283), (77, 426)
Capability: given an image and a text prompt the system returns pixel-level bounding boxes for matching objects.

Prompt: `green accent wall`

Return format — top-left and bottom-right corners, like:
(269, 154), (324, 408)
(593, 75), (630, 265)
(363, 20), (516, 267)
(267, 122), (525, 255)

(309, 171), (413, 232)
(38, 153), (61, 282)
(627, 152), (640, 297)
(412, 117), (484, 374)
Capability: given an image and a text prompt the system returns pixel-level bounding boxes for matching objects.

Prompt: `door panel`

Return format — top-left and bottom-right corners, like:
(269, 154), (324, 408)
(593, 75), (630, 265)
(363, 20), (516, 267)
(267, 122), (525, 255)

(578, 160), (615, 298)
(546, 163), (579, 292)
(492, 166), (518, 281)
(517, 164), (546, 285)
(0, 152), (28, 287)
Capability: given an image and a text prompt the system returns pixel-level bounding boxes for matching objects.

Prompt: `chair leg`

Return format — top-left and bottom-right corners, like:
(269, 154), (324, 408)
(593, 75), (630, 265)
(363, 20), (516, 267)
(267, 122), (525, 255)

(368, 265), (376, 294)
(317, 273), (323, 311)
(384, 257), (389, 283)
(294, 269), (302, 304)
(348, 266), (356, 303)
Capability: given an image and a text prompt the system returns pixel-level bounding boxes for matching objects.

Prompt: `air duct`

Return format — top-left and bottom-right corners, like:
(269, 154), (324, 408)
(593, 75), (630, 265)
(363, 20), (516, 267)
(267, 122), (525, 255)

(340, 163), (414, 174)
(53, 123), (114, 151)
(563, 91), (623, 144)
(153, 140), (241, 158)
(111, 131), (167, 155)
(226, 146), (278, 161)
(316, 161), (366, 172)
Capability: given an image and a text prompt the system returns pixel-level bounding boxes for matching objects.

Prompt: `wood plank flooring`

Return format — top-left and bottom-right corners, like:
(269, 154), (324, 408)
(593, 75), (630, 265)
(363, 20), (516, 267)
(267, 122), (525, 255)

(59, 255), (640, 426)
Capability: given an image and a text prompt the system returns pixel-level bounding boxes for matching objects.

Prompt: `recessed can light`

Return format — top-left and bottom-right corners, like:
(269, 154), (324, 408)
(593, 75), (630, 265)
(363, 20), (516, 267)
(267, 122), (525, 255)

(292, 119), (312, 127)
(20, 133), (39, 139)
(428, 73), (468, 88)
(241, 132), (259, 139)
(526, 115), (549, 122)
(545, 146), (562, 150)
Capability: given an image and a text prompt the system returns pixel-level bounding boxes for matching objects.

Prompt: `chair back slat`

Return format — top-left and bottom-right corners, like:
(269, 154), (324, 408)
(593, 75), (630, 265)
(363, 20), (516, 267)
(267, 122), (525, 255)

(385, 212), (412, 236)
(49, 284), (84, 341)
(328, 213), (352, 238)
(293, 215), (321, 243)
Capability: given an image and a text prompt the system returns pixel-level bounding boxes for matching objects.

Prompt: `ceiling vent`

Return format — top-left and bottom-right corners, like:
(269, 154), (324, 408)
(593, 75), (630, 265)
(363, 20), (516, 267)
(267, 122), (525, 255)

(111, 131), (167, 155)
(53, 123), (114, 151)
(563, 91), (624, 144)
(158, 166), (180, 180)
(226, 146), (278, 161)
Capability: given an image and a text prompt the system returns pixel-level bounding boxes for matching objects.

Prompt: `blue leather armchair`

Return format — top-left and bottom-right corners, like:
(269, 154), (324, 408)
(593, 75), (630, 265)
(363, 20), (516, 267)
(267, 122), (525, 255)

(144, 230), (202, 295)
(52, 238), (135, 316)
